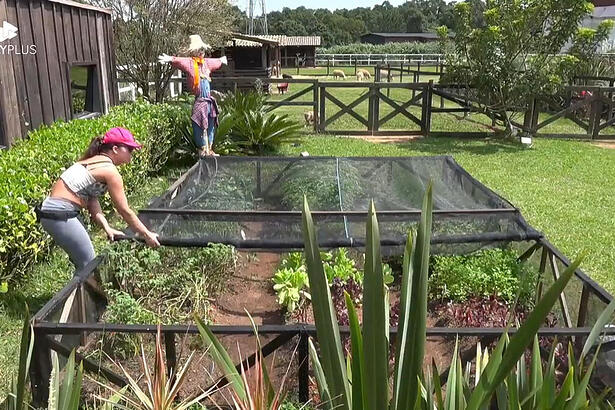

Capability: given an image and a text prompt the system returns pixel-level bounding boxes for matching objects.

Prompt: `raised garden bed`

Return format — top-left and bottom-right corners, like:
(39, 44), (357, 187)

(30, 156), (615, 405)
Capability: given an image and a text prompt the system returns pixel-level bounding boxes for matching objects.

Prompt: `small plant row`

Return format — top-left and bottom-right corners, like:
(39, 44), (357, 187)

(99, 241), (236, 359)
(273, 245), (540, 325)
(272, 248), (393, 315)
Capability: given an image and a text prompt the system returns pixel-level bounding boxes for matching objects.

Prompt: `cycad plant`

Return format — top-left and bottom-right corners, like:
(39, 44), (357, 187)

(301, 184), (614, 409)
(215, 91), (302, 155)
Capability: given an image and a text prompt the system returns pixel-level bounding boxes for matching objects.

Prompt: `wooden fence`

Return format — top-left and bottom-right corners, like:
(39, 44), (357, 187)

(170, 76), (615, 139)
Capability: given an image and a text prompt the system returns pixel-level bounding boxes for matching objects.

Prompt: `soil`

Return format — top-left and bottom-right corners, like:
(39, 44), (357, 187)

(593, 140), (615, 149)
(209, 252), (283, 325)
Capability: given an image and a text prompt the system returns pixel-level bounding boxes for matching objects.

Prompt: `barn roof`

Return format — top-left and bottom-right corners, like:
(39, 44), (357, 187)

(226, 34), (321, 48)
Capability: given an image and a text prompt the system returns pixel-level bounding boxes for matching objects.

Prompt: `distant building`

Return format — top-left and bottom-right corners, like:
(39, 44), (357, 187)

(360, 32), (451, 44)
(585, 0), (615, 51)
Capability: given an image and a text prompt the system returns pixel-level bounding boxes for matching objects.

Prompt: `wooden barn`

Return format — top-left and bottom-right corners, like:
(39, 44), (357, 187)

(0, 0), (117, 147)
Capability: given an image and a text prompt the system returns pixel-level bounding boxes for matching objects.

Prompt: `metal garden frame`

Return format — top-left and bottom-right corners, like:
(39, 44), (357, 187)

(30, 157), (615, 405)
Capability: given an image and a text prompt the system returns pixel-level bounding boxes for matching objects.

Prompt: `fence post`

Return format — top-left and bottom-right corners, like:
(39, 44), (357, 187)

(313, 81), (319, 132)
(164, 332), (177, 380)
(298, 330), (309, 403)
(400, 62), (404, 83)
(590, 89), (602, 139)
(327, 58), (330, 77)
(297, 57), (300, 75)
(368, 84), (375, 133)
(387, 62), (391, 97)
(319, 84), (326, 132)
(354, 58), (358, 76)
(422, 80), (433, 136)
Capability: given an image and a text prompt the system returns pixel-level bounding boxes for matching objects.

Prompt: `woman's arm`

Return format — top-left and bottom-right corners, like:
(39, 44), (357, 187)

(86, 198), (125, 241)
(105, 170), (160, 247)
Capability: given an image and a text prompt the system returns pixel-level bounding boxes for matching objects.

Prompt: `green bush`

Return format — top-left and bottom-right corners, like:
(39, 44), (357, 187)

(429, 248), (539, 306)
(215, 90), (302, 155)
(318, 41), (442, 55)
(0, 100), (186, 286)
(280, 163), (363, 210)
(100, 241), (236, 324)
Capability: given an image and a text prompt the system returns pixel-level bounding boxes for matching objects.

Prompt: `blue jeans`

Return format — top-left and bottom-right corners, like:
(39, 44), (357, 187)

(192, 118), (215, 149)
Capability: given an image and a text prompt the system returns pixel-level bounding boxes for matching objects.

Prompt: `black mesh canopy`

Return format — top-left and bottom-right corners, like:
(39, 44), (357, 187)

(138, 156), (541, 251)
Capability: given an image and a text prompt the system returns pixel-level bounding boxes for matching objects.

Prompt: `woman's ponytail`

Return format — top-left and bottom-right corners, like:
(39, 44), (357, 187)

(80, 136), (103, 160)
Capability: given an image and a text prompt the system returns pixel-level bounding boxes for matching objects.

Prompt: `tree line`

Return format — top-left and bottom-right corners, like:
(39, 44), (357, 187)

(231, 0), (487, 47)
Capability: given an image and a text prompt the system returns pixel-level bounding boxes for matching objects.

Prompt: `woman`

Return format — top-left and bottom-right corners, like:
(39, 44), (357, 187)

(37, 127), (160, 272)
(158, 34), (227, 157)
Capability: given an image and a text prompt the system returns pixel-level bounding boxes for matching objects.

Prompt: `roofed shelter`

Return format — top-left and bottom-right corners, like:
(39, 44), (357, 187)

(0, 0), (118, 147)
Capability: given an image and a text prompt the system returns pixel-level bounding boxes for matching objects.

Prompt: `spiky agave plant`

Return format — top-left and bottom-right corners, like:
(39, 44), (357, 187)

(94, 325), (215, 410)
(195, 312), (295, 410)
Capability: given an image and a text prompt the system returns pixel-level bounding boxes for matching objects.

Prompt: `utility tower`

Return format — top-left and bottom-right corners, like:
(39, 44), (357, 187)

(247, 0), (268, 35)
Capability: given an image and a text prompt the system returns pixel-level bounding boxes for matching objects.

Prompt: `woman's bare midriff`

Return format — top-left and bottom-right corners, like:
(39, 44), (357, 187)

(48, 156), (114, 208)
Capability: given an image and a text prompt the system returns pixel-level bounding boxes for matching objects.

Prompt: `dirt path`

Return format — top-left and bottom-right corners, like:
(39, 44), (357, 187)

(210, 252), (283, 325)
(593, 140), (615, 149)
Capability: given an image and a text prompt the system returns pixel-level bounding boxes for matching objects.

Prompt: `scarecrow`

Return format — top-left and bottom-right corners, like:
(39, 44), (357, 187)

(158, 35), (227, 156)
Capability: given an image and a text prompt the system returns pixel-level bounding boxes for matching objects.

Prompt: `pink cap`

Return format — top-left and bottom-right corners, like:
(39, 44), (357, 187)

(102, 127), (142, 149)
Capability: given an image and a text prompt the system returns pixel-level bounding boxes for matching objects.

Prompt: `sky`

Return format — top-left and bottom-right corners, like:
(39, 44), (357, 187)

(235, 0), (409, 13)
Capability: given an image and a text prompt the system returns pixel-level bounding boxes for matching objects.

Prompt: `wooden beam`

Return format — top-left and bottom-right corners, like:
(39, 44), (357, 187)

(549, 253), (573, 328)
(0, 0), (23, 145)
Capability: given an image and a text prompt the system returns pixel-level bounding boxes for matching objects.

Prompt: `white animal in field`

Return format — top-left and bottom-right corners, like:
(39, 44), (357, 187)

(379, 69), (395, 81)
(332, 69), (346, 79)
(356, 69), (371, 81)
(304, 111), (315, 125)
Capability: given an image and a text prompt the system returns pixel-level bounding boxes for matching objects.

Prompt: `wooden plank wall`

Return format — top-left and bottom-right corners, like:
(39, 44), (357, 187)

(0, 0), (117, 147)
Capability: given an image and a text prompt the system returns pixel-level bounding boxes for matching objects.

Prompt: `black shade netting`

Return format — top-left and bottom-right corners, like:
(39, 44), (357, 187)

(139, 156), (541, 251)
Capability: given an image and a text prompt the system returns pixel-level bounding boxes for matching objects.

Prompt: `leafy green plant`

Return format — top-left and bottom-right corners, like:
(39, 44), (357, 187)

(3, 304), (33, 410)
(273, 267), (310, 314)
(48, 350), (84, 410)
(429, 248), (539, 306)
(279, 163), (363, 211)
(215, 91), (302, 155)
(100, 242), (236, 358)
(272, 250), (391, 315)
(301, 186), (611, 409)
(196, 314), (292, 410)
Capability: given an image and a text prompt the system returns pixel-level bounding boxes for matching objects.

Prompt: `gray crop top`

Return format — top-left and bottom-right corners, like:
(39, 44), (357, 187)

(60, 160), (112, 200)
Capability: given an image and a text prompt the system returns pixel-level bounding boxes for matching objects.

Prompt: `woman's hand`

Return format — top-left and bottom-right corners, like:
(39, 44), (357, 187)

(105, 227), (126, 242)
(143, 231), (161, 248)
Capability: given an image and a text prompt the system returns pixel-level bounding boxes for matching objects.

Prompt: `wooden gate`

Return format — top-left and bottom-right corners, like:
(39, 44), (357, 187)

(317, 81), (432, 136)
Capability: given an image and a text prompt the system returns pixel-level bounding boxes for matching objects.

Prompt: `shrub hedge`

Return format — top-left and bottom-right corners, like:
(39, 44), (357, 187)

(0, 100), (187, 286)
(317, 41), (443, 55)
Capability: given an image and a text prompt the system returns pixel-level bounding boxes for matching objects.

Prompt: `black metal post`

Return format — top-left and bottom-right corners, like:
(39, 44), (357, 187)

(30, 329), (52, 407)
(164, 332), (177, 379)
(298, 330), (309, 403)
(256, 160), (262, 197)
